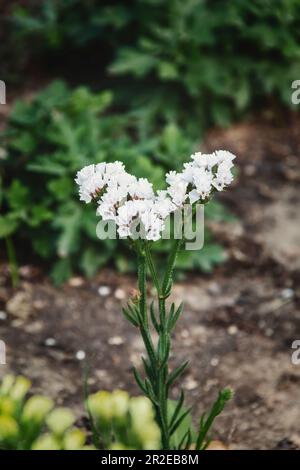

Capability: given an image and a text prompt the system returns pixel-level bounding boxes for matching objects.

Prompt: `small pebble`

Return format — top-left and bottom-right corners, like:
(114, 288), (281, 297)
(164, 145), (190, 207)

(208, 282), (222, 296)
(33, 300), (46, 310)
(76, 350), (86, 361)
(44, 337), (56, 347)
(211, 357), (219, 367)
(228, 325), (238, 335)
(185, 377), (198, 390)
(98, 286), (111, 297)
(181, 329), (189, 339)
(69, 277), (84, 287)
(108, 336), (124, 346)
(281, 288), (294, 300)
(265, 328), (273, 337)
(114, 288), (126, 300)
(12, 319), (24, 328)
(0, 311), (7, 320)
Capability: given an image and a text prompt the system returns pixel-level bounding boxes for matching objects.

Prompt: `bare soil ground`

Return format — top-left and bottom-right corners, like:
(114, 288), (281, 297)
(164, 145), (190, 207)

(1, 112), (300, 449)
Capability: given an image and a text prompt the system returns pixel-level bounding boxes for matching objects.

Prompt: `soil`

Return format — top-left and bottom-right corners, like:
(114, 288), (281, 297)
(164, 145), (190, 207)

(1, 111), (300, 450)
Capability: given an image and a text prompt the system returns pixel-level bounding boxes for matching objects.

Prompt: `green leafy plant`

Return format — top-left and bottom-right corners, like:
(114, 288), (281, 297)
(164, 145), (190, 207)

(8, 0), (300, 135)
(0, 374), (90, 450)
(1, 81), (229, 283)
(109, 0), (300, 134)
(87, 390), (161, 450)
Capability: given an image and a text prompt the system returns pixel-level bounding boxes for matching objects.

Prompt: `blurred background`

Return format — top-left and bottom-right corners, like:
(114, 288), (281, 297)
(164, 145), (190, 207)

(1, 0), (300, 449)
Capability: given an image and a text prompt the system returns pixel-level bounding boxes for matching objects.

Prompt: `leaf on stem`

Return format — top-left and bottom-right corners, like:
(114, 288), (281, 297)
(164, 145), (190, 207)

(122, 306), (139, 327)
(142, 356), (154, 383)
(132, 367), (147, 395)
(177, 429), (192, 450)
(159, 337), (170, 370)
(169, 390), (185, 428)
(144, 378), (159, 406)
(167, 360), (189, 389)
(195, 387), (233, 450)
(150, 301), (160, 333)
(169, 407), (192, 437)
(167, 302), (184, 332)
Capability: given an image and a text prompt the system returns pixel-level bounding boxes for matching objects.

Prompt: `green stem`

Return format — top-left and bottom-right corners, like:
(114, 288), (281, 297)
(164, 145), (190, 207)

(5, 236), (19, 288)
(137, 247), (147, 325)
(157, 299), (169, 449)
(133, 240), (183, 449)
(162, 239), (182, 296)
(144, 242), (161, 295)
(136, 243), (170, 449)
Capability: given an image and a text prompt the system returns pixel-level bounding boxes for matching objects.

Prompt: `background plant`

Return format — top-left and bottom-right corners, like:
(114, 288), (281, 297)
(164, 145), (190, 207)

(0, 81), (232, 283)
(7, 0), (300, 134)
(3, 0), (295, 282)
(0, 374), (90, 450)
(87, 390), (161, 450)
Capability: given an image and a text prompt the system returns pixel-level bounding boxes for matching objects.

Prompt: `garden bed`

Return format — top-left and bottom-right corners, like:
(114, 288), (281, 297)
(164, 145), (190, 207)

(1, 112), (300, 449)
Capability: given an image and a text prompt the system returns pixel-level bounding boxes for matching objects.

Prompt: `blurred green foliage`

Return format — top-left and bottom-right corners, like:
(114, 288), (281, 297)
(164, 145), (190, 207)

(0, 374), (163, 450)
(0, 374), (90, 450)
(0, 81), (231, 283)
(8, 0), (300, 134)
(88, 390), (161, 450)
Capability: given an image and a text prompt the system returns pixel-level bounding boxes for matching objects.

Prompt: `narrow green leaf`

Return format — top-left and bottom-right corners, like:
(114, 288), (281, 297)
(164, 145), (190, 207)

(150, 301), (160, 333)
(144, 378), (158, 405)
(167, 361), (189, 389)
(177, 429), (192, 450)
(122, 307), (139, 327)
(167, 302), (184, 332)
(170, 408), (192, 436)
(195, 388), (233, 450)
(170, 390), (185, 428)
(132, 367), (147, 395)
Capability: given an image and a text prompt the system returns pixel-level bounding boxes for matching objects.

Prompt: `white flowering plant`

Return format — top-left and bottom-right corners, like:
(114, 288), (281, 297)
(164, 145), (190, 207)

(76, 150), (235, 450)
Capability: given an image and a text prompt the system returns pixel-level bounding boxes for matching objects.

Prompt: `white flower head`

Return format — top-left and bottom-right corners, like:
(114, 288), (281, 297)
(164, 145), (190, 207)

(212, 160), (234, 191)
(75, 165), (105, 203)
(129, 178), (154, 200)
(76, 149), (236, 241)
(75, 162), (127, 203)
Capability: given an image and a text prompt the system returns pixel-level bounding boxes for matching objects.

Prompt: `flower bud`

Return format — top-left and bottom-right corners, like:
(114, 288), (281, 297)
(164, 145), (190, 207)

(22, 395), (54, 423)
(46, 408), (75, 436)
(32, 433), (60, 450)
(0, 415), (19, 441)
(0, 374), (15, 394)
(10, 376), (31, 401)
(64, 428), (86, 450)
(129, 396), (161, 449)
(112, 390), (129, 421)
(129, 289), (141, 304)
(0, 396), (15, 416)
(88, 391), (114, 426)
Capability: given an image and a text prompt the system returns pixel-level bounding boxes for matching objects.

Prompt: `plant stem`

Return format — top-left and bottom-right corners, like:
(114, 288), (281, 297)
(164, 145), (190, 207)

(5, 236), (19, 288)
(144, 242), (161, 295)
(156, 239), (182, 448)
(136, 243), (169, 449)
(134, 239), (184, 449)
(162, 238), (182, 296)
(137, 247), (147, 325)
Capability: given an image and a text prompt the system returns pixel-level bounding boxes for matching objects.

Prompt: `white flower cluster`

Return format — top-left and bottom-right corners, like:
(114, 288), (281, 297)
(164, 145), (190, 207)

(166, 150), (235, 206)
(75, 150), (235, 241)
